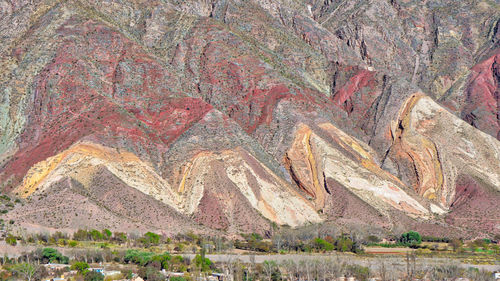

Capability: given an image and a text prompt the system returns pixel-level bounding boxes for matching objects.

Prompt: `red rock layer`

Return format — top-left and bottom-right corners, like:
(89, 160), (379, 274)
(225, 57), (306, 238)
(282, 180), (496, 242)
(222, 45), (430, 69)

(462, 49), (500, 139)
(1, 18), (212, 191)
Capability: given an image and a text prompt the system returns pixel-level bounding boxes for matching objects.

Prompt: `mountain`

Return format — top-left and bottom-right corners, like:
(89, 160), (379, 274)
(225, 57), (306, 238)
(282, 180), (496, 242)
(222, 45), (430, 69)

(0, 0), (499, 237)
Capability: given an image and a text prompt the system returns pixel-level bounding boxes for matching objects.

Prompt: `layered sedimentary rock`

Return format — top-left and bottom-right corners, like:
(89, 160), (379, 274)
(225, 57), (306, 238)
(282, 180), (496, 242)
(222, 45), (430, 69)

(1, 0), (499, 237)
(388, 94), (500, 207)
(286, 123), (432, 218)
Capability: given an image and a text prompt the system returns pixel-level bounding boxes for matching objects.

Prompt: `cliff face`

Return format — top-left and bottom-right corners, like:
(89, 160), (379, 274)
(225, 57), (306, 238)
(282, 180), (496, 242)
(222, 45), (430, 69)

(0, 0), (499, 236)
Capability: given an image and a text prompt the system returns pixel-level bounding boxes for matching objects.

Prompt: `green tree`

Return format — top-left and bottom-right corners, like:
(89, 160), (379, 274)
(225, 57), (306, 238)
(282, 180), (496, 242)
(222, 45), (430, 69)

(42, 248), (69, 264)
(313, 238), (334, 252)
(194, 254), (212, 272)
(71, 261), (90, 274)
(124, 249), (155, 266)
(10, 262), (40, 281)
(73, 229), (89, 241)
(151, 252), (172, 270)
(101, 229), (112, 240)
(140, 232), (161, 247)
(399, 231), (422, 246)
(89, 229), (103, 241)
(335, 236), (354, 252)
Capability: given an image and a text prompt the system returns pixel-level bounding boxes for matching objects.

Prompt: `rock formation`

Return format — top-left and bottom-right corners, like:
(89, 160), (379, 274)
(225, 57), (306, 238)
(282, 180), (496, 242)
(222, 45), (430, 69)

(0, 0), (499, 237)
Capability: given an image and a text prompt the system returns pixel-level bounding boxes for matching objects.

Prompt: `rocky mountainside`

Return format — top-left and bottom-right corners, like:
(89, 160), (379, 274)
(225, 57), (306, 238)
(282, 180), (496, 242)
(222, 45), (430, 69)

(0, 0), (499, 237)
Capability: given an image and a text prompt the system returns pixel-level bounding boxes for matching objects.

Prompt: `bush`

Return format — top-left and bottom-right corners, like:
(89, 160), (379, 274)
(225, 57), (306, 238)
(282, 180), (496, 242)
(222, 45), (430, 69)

(416, 248), (432, 255)
(335, 237), (354, 252)
(84, 270), (104, 281)
(194, 254), (212, 272)
(174, 243), (185, 252)
(450, 239), (463, 252)
(138, 266), (163, 281)
(71, 261), (89, 273)
(113, 232), (127, 243)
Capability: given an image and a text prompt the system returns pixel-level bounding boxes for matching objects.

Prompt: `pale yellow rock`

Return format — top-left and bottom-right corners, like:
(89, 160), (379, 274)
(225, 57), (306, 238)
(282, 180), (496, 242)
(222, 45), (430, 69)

(18, 142), (321, 227)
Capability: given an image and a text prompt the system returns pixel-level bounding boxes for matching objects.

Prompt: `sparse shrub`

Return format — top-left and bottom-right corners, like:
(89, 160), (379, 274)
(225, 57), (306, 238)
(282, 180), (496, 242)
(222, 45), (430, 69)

(113, 232), (127, 243)
(6, 235), (17, 246)
(73, 229), (89, 241)
(84, 270), (104, 281)
(366, 235), (381, 243)
(346, 264), (370, 281)
(450, 238), (463, 252)
(174, 243), (185, 252)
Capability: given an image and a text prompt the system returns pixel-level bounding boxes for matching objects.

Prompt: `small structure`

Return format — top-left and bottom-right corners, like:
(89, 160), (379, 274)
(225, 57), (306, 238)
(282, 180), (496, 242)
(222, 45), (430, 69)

(89, 267), (104, 274)
(493, 271), (500, 280)
(44, 263), (70, 277)
(211, 273), (225, 281)
(103, 270), (121, 277)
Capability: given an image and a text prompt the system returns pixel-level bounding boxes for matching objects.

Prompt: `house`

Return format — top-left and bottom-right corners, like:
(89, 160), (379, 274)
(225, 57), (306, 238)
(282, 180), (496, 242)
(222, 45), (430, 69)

(44, 263), (70, 276)
(44, 263), (70, 270)
(493, 271), (500, 280)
